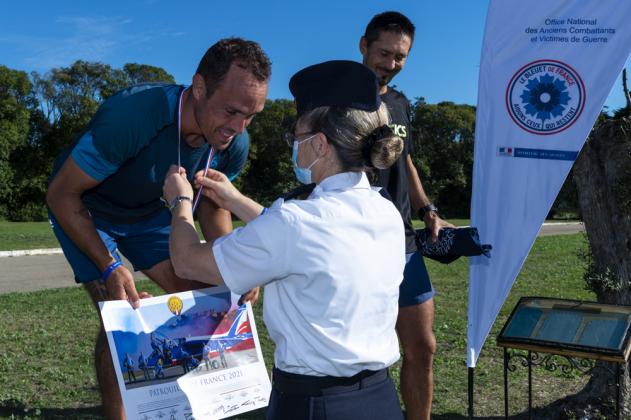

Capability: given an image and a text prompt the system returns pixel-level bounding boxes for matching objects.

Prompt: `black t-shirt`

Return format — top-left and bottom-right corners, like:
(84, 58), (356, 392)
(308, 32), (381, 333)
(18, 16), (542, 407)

(379, 88), (416, 253)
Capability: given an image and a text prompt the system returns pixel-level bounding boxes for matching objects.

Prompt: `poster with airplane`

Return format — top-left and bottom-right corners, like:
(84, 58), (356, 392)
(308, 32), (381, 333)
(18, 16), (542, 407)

(100, 286), (271, 419)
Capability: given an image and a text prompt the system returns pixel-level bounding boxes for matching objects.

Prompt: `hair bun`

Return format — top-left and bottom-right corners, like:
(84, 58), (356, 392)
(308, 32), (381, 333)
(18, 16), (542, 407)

(362, 125), (394, 167)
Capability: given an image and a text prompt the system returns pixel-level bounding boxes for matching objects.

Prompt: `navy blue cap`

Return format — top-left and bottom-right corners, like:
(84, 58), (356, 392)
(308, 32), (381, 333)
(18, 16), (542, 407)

(289, 60), (381, 117)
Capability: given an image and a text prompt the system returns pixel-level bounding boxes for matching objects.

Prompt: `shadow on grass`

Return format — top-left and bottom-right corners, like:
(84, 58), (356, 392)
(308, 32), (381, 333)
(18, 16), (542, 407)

(432, 416), (527, 420)
(1, 400), (595, 420)
(0, 400), (267, 419)
(0, 399), (103, 419)
(0, 405), (525, 420)
(432, 409), (598, 420)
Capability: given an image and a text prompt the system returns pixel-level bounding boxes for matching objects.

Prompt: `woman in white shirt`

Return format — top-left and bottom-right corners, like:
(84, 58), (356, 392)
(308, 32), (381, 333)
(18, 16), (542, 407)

(163, 60), (406, 420)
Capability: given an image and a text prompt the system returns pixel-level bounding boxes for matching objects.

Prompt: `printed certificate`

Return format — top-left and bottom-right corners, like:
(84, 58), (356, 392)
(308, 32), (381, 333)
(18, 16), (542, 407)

(100, 286), (271, 419)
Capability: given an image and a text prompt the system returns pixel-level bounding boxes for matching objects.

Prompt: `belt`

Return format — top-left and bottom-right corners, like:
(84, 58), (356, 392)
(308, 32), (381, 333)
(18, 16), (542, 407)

(272, 367), (388, 396)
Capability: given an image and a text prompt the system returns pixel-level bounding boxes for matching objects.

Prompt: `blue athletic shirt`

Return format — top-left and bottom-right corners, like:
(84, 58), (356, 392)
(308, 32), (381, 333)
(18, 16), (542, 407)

(50, 84), (249, 223)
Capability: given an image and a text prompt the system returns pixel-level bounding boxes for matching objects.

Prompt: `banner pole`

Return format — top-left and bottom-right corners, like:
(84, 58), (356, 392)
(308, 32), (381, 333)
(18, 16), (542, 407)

(468, 367), (474, 419)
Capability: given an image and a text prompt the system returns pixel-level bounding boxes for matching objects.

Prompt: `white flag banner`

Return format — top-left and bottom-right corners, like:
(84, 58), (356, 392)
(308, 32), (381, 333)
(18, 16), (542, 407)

(468, 0), (631, 367)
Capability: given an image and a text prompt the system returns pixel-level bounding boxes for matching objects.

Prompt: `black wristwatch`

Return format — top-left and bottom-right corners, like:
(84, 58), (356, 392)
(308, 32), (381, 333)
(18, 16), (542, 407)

(419, 203), (439, 219)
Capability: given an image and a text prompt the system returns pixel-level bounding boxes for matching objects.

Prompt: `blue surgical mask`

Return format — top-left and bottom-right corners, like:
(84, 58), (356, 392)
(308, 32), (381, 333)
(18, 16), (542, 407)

(291, 134), (320, 184)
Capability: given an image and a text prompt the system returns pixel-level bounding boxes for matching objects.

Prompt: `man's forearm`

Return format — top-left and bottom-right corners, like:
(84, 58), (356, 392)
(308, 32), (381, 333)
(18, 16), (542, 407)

(169, 200), (224, 284)
(408, 174), (431, 211)
(407, 155), (432, 211)
(48, 193), (115, 272)
(169, 201), (202, 265)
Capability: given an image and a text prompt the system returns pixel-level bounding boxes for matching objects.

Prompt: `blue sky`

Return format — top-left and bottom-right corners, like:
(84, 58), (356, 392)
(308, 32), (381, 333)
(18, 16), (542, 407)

(1, 1), (629, 112)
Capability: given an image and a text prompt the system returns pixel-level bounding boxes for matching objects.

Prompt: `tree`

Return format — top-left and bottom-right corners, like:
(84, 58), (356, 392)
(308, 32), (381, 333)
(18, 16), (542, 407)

(541, 71), (631, 416)
(47, 61), (120, 121)
(411, 101), (476, 218)
(239, 99), (298, 205)
(123, 63), (175, 86)
(0, 66), (32, 219)
(30, 61), (175, 128)
(541, 116), (631, 418)
(548, 168), (580, 219)
(29, 61), (176, 159)
(3, 60), (175, 221)
(613, 68), (631, 120)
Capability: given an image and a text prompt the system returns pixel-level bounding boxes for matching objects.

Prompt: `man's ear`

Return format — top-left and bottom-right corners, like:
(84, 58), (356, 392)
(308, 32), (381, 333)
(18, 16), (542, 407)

(191, 74), (206, 100)
(359, 37), (368, 56)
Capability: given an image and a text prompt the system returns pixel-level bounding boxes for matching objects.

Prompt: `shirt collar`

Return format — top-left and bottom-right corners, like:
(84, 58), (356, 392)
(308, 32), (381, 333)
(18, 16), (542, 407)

(310, 171), (370, 198)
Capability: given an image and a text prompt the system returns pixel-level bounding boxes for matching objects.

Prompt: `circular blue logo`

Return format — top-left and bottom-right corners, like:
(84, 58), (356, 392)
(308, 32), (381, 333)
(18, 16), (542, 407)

(506, 60), (585, 135)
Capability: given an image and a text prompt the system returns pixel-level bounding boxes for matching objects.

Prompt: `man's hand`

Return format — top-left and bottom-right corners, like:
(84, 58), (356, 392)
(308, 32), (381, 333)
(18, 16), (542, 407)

(105, 265), (141, 309)
(163, 165), (193, 204)
(424, 211), (455, 242)
(239, 287), (261, 306)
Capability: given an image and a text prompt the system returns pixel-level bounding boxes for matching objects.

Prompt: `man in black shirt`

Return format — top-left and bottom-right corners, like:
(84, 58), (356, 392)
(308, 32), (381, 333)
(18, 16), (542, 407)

(360, 11), (454, 420)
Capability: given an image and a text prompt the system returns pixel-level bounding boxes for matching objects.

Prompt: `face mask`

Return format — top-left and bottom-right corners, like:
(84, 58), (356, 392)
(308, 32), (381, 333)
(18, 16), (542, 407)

(291, 134), (320, 184)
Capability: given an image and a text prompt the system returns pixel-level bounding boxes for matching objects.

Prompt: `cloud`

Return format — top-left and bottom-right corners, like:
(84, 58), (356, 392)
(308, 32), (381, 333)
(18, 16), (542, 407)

(0, 16), (158, 71)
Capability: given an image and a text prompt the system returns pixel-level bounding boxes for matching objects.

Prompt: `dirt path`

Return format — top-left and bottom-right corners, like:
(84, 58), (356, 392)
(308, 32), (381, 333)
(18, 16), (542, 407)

(0, 254), (147, 294)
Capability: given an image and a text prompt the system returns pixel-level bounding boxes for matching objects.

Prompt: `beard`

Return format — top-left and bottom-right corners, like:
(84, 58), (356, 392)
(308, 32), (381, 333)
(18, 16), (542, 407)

(376, 70), (394, 87)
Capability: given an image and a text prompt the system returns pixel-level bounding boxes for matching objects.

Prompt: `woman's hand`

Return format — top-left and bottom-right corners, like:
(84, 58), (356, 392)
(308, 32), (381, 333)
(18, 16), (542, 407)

(194, 168), (242, 212)
(239, 287), (261, 306)
(163, 165), (193, 204)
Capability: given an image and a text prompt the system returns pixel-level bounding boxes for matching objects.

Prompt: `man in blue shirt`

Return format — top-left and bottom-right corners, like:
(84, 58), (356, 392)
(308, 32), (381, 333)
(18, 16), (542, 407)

(218, 342), (228, 368)
(123, 353), (136, 383)
(154, 358), (165, 379)
(138, 352), (150, 381)
(203, 343), (212, 371)
(46, 38), (270, 419)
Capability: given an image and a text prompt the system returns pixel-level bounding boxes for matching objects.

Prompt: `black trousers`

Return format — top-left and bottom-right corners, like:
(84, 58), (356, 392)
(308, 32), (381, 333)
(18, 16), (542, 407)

(266, 368), (404, 420)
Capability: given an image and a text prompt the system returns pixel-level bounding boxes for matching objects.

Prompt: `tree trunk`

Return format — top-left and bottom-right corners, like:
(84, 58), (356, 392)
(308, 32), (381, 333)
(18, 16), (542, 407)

(623, 69), (631, 113)
(575, 118), (631, 303)
(557, 116), (631, 418)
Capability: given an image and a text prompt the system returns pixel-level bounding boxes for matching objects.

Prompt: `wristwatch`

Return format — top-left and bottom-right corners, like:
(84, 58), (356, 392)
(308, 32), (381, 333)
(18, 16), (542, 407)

(168, 196), (193, 211)
(419, 203), (439, 219)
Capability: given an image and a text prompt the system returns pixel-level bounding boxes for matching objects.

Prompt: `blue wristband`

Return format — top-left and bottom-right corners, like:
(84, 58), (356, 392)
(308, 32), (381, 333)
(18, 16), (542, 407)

(101, 261), (122, 284)
(260, 207), (268, 216)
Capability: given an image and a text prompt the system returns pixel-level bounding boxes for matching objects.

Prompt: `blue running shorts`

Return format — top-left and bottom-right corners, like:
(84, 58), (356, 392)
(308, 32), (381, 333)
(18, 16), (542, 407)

(48, 209), (172, 283)
(398, 251), (435, 307)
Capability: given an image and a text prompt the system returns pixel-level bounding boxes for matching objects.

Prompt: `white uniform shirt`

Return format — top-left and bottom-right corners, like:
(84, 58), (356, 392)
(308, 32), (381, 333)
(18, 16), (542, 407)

(213, 172), (405, 377)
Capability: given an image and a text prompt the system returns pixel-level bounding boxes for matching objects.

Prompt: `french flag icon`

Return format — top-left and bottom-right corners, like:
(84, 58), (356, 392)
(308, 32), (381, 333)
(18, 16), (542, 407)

(498, 146), (514, 156)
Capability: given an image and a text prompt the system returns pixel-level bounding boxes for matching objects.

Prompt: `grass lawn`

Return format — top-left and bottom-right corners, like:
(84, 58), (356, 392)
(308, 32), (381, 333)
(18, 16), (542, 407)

(0, 221), (246, 251)
(0, 230), (595, 419)
(0, 219), (467, 251)
(0, 221), (59, 251)
(430, 233), (596, 418)
(0, 218), (574, 251)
